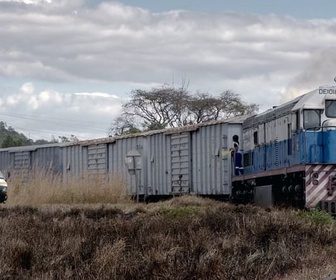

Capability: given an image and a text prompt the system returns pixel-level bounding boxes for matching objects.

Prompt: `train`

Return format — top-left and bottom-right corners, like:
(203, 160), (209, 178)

(0, 85), (335, 214)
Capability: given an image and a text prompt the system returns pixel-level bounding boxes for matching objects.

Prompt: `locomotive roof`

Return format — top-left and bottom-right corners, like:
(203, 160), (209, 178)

(292, 87), (336, 110)
(243, 86), (336, 128)
(243, 94), (302, 128)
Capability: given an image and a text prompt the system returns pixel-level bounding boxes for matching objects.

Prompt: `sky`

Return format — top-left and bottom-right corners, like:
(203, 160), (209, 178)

(1, 0), (336, 141)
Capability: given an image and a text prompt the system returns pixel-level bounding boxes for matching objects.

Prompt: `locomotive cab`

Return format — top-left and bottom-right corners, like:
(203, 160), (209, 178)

(292, 90), (336, 164)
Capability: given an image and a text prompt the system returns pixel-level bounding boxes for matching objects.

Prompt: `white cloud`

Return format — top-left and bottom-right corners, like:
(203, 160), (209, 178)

(74, 92), (119, 99)
(0, 82), (122, 140)
(20, 82), (34, 95)
(6, 94), (21, 106)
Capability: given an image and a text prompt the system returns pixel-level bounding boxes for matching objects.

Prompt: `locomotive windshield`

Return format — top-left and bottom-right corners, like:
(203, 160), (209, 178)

(325, 100), (336, 118)
(303, 109), (321, 130)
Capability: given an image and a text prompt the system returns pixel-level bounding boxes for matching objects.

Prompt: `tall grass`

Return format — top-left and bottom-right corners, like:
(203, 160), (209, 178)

(0, 197), (335, 279)
(7, 168), (130, 205)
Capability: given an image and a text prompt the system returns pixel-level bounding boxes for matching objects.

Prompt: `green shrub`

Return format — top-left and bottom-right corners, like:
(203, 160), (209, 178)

(298, 208), (335, 225)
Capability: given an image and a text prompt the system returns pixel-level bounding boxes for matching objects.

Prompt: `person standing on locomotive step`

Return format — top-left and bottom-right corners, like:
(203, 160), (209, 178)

(231, 135), (244, 176)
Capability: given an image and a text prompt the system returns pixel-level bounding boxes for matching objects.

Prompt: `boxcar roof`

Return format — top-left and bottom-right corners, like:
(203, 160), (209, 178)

(0, 142), (70, 153)
(0, 115), (249, 151)
(74, 115), (249, 146)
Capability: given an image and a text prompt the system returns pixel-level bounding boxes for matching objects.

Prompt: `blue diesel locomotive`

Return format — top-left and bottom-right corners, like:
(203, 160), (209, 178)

(231, 86), (336, 214)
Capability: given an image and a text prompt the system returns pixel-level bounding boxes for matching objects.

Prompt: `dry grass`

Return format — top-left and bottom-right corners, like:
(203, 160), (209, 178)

(6, 169), (130, 205)
(0, 196), (335, 279)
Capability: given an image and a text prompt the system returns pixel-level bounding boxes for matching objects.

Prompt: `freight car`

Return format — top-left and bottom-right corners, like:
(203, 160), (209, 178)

(232, 85), (336, 215)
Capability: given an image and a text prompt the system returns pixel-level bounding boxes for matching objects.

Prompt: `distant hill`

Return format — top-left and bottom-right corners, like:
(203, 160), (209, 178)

(0, 121), (79, 148)
(0, 121), (30, 148)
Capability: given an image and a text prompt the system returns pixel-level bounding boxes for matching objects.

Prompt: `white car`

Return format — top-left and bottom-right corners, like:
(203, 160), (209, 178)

(0, 171), (8, 203)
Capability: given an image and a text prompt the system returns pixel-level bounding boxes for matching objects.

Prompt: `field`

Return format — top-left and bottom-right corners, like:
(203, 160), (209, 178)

(1, 171), (336, 279)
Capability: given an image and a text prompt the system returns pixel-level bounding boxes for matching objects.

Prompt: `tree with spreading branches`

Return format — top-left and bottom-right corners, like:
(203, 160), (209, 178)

(109, 85), (259, 136)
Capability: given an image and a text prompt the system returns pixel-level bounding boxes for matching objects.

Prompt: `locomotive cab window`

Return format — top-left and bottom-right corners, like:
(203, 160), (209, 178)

(303, 109), (321, 130)
(325, 100), (336, 118)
